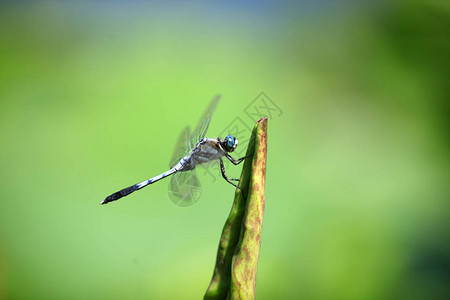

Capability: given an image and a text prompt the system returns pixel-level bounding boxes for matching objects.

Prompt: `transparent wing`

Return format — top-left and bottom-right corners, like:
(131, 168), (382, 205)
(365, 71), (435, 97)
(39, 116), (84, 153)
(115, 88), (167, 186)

(190, 94), (221, 148)
(169, 126), (191, 168)
(167, 171), (202, 207)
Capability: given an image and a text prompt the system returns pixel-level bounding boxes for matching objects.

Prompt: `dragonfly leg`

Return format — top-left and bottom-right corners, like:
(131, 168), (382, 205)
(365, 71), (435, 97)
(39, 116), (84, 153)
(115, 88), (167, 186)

(224, 153), (252, 165)
(220, 158), (242, 189)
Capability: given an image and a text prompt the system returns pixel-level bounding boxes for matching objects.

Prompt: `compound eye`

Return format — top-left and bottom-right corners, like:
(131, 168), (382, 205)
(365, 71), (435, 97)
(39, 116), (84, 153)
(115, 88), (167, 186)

(225, 135), (235, 148)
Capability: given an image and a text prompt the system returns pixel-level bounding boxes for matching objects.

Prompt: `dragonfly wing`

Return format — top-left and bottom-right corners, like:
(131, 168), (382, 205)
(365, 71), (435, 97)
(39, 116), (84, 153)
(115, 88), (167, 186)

(190, 94), (221, 148)
(168, 171), (202, 207)
(169, 126), (191, 168)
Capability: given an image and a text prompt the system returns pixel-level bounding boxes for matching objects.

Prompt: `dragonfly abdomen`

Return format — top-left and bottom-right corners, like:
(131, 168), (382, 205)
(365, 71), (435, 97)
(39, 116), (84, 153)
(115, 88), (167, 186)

(101, 165), (180, 205)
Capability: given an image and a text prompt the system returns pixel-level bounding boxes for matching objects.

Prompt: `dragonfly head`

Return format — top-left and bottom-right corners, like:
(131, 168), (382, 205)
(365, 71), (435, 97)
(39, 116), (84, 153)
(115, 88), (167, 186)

(223, 135), (238, 152)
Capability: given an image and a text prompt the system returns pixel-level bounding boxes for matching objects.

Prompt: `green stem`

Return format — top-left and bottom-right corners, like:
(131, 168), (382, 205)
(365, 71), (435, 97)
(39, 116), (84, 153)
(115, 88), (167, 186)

(205, 117), (267, 300)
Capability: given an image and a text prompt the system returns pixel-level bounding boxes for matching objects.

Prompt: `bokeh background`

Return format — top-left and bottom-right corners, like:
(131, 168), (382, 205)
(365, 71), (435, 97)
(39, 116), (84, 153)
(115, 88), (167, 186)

(0, 0), (449, 299)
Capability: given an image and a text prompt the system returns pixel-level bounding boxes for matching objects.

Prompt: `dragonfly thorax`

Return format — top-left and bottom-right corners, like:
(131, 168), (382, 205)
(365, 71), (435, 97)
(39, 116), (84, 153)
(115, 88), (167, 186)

(180, 138), (225, 171)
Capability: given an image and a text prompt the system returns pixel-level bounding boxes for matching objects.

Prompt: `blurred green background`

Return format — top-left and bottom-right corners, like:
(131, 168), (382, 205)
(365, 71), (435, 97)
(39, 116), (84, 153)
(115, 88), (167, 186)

(0, 1), (449, 299)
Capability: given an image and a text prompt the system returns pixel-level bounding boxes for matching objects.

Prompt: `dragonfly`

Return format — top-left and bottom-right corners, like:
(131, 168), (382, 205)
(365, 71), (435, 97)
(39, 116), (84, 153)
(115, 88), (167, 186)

(101, 95), (250, 206)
